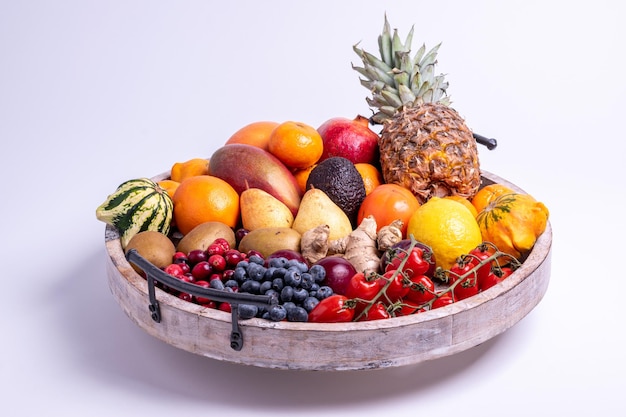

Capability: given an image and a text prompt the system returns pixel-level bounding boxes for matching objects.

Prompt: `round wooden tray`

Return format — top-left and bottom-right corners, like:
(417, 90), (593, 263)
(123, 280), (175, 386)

(104, 170), (551, 371)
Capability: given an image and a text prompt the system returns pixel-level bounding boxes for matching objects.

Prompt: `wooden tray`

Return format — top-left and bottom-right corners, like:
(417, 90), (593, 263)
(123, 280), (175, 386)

(104, 170), (551, 371)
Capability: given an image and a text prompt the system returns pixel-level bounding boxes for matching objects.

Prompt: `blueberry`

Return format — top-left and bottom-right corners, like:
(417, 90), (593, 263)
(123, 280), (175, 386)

(302, 296), (320, 312)
(316, 285), (333, 300)
(224, 279), (239, 290)
(268, 257), (289, 268)
(272, 277), (285, 291)
(247, 263), (266, 281)
(209, 279), (225, 290)
(264, 267), (277, 281)
(284, 268), (302, 287)
(268, 304), (287, 322)
(237, 260), (250, 270)
(273, 267), (288, 278)
(292, 287), (309, 303)
(238, 304), (258, 319)
(240, 280), (261, 294)
(308, 264), (326, 283)
(286, 306), (308, 322)
(248, 254), (265, 265)
(287, 259), (308, 273)
(300, 272), (315, 290)
(232, 266), (247, 284)
(259, 280), (273, 294)
(280, 285), (294, 302)
(264, 289), (279, 304)
(282, 301), (297, 314)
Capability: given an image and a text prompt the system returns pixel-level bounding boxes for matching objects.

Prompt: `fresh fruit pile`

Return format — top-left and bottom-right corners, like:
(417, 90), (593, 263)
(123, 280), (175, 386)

(96, 15), (550, 323)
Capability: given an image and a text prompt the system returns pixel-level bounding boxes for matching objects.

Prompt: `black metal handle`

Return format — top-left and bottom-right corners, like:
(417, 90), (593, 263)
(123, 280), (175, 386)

(473, 133), (498, 150)
(125, 249), (277, 351)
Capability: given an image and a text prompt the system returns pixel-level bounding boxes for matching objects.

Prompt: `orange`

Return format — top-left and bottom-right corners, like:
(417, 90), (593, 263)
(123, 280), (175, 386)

(157, 179), (180, 200)
(267, 121), (323, 169)
(444, 195), (478, 218)
(225, 121), (279, 150)
(471, 184), (515, 214)
(172, 175), (240, 235)
(293, 164), (316, 195)
(354, 163), (383, 195)
(357, 183), (421, 237)
(170, 158), (210, 182)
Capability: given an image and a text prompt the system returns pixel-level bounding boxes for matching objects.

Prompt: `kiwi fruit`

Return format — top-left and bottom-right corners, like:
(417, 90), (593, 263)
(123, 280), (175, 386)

(125, 230), (176, 273)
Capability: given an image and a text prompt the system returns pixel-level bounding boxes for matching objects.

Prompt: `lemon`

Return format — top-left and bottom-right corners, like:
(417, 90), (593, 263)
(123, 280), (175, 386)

(407, 197), (482, 270)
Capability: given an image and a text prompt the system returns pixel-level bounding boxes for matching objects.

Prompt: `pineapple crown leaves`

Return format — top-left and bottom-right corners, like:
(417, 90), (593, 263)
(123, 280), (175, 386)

(352, 14), (451, 123)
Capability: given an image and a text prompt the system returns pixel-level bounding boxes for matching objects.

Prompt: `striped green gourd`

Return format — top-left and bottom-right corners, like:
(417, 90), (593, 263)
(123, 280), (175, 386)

(96, 178), (174, 248)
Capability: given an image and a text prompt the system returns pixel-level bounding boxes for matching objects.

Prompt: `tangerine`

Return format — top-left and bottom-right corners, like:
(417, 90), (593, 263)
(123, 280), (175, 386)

(357, 183), (421, 237)
(444, 195), (478, 218)
(225, 121), (279, 150)
(170, 158), (210, 182)
(268, 121), (323, 169)
(172, 175), (240, 235)
(354, 163), (383, 195)
(157, 179), (180, 200)
(471, 184), (515, 213)
(293, 164), (317, 195)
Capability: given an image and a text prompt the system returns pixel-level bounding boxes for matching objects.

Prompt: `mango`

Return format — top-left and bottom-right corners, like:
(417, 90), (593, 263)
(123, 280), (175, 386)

(208, 144), (301, 215)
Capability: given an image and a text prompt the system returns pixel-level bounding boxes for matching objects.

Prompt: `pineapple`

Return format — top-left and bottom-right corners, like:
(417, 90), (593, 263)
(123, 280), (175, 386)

(353, 15), (481, 203)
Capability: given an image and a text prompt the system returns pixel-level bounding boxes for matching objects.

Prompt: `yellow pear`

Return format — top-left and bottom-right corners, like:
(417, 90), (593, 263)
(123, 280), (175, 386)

(292, 188), (352, 241)
(240, 188), (294, 231)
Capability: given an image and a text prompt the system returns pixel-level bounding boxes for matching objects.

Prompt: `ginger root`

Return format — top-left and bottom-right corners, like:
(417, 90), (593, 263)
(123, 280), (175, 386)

(377, 219), (404, 252)
(300, 224), (331, 265)
(299, 216), (405, 274)
(340, 215), (381, 274)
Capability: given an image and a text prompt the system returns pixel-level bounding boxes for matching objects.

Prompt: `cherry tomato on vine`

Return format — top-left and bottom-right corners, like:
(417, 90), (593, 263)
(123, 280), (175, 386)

(345, 272), (385, 314)
(385, 247), (431, 279)
(377, 270), (410, 304)
(356, 302), (391, 321)
(395, 300), (426, 316)
(480, 266), (514, 292)
(452, 275), (479, 301)
(404, 274), (436, 304)
(308, 294), (355, 323)
(468, 245), (495, 286)
(431, 294), (454, 309)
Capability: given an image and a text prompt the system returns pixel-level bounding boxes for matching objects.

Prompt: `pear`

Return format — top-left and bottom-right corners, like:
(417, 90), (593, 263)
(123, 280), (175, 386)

(292, 188), (352, 241)
(240, 188), (294, 231)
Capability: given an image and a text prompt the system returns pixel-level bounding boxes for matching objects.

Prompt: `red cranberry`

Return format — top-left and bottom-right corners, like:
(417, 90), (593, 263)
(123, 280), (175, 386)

(187, 249), (208, 265)
(209, 254), (227, 271)
(194, 280), (211, 304)
(206, 243), (225, 256)
(191, 261), (213, 281)
(164, 263), (185, 278)
(213, 237), (231, 252)
(224, 249), (244, 267)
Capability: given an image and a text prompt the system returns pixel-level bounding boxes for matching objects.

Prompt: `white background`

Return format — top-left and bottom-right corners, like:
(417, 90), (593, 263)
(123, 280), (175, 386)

(2, 1), (625, 416)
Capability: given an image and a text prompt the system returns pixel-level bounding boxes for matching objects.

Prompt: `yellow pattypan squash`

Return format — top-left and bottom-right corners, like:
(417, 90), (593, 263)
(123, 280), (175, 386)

(476, 192), (549, 260)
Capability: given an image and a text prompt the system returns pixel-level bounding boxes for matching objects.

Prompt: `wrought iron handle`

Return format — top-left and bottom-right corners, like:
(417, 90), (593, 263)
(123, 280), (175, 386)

(125, 249), (277, 351)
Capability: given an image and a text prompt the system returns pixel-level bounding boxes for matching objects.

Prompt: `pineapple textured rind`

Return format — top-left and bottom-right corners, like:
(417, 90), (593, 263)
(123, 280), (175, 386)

(353, 14), (481, 203)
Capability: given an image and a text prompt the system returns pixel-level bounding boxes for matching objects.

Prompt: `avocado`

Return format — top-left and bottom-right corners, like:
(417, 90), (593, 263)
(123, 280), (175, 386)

(306, 157), (366, 226)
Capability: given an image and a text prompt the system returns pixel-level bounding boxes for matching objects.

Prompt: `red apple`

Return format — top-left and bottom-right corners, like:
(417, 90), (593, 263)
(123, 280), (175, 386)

(317, 115), (380, 165)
